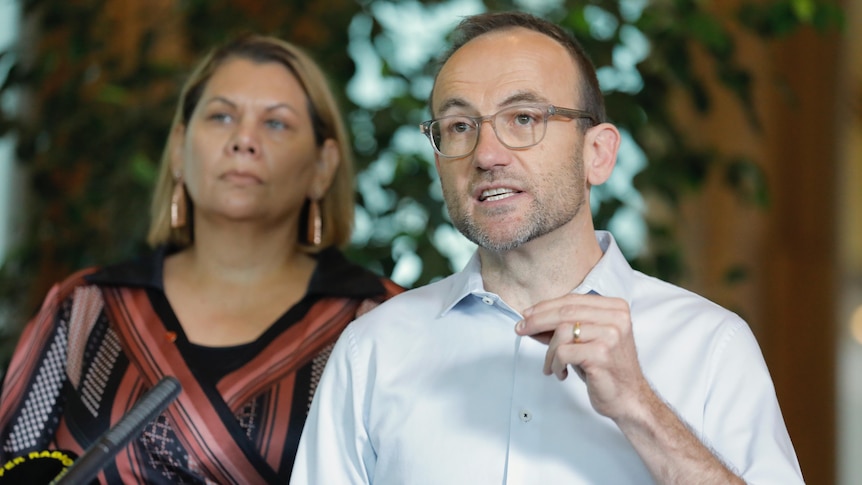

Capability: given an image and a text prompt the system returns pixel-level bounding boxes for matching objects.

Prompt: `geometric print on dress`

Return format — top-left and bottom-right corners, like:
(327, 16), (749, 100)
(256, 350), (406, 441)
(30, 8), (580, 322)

(139, 413), (192, 484)
(236, 395), (261, 441)
(2, 306), (71, 454)
(79, 315), (122, 417)
(308, 343), (334, 413)
(66, 286), (105, 389)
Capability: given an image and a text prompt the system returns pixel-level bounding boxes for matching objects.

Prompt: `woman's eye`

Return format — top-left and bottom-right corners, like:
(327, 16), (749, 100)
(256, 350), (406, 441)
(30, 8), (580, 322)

(208, 112), (232, 123)
(265, 119), (287, 130)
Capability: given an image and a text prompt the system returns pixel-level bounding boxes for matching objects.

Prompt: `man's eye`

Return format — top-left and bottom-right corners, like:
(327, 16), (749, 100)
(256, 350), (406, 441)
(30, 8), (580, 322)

(451, 121), (472, 133)
(513, 113), (538, 126)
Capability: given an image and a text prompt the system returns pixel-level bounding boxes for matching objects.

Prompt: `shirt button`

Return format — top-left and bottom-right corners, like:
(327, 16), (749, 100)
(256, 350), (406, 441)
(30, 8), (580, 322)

(519, 409), (532, 422)
(481, 296), (494, 305)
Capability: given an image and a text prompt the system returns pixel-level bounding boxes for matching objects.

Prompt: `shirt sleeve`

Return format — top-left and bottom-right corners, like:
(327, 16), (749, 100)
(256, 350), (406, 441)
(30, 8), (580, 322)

(703, 318), (804, 484)
(291, 324), (375, 484)
(0, 283), (70, 461)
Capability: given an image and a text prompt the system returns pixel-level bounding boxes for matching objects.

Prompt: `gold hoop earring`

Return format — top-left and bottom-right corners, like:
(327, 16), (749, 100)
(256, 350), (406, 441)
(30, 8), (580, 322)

(307, 199), (322, 246)
(171, 173), (187, 229)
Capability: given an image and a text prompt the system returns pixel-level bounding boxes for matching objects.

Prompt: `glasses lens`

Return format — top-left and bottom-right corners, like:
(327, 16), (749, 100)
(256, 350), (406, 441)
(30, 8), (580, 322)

(494, 106), (546, 149)
(426, 105), (550, 157)
(431, 116), (477, 158)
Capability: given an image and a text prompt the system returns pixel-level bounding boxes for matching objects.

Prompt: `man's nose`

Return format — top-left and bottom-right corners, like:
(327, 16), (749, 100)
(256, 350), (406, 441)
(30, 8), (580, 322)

(472, 119), (510, 170)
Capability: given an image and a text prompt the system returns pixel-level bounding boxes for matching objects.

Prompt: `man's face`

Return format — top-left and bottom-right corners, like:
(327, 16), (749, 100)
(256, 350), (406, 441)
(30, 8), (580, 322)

(430, 28), (590, 252)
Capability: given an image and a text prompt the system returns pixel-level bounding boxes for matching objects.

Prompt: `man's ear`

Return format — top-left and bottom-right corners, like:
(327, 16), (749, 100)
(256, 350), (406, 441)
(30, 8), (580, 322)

(582, 123), (620, 186)
(309, 138), (341, 199)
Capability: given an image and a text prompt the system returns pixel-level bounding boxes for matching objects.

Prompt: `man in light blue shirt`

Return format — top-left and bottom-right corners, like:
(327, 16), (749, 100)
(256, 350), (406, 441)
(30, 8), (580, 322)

(292, 11), (802, 485)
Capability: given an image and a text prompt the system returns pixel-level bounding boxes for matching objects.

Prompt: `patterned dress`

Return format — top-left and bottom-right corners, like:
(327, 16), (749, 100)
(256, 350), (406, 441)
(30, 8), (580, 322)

(0, 246), (402, 484)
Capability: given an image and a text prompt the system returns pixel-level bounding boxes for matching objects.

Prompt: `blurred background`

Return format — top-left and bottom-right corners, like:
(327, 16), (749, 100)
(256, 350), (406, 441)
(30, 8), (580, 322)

(0, 0), (856, 483)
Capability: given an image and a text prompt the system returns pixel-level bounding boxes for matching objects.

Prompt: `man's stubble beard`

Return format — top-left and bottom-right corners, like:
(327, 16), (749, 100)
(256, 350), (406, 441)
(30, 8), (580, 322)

(443, 151), (587, 253)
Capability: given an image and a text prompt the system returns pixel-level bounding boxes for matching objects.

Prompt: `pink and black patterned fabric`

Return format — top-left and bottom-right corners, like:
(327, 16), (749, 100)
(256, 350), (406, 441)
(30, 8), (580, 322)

(0, 247), (402, 484)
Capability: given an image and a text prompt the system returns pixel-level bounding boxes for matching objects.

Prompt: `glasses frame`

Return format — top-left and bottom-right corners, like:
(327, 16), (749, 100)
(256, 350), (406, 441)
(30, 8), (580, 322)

(419, 104), (599, 159)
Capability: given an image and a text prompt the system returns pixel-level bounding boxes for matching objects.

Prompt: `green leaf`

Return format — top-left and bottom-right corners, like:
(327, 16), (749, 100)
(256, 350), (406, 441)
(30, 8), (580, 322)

(791, 0), (816, 22)
(129, 152), (157, 185)
(724, 264), (750, 285)
(97, 84), (129, 105)
(724, 157), (770, 207)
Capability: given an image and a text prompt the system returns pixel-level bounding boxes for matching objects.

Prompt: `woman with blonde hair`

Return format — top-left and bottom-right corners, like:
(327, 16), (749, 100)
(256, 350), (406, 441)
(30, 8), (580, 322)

(0, 34), (401, 484)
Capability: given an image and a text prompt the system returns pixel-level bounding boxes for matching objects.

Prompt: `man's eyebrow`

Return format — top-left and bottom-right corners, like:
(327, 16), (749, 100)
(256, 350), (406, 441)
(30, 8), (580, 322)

(435, 92), (551, 116)
(499, 91), (548, 107)
(435, 98), (473, 116)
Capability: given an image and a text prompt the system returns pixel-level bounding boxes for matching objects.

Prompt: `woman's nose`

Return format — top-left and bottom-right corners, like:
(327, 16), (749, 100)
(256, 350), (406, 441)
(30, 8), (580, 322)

(230, 121), (259, 155)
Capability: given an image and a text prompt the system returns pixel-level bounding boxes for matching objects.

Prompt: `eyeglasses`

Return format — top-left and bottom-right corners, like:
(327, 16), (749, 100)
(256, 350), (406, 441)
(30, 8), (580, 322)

(420, 104), (598, 158)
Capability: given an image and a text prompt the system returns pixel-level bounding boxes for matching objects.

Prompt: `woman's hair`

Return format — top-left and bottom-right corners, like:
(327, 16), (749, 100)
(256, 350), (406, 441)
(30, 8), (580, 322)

(147, 34), (355, 253)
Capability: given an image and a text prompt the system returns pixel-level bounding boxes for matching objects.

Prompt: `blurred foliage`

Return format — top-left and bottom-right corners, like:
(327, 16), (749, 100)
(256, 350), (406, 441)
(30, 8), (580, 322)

(0, 0), (843, 369)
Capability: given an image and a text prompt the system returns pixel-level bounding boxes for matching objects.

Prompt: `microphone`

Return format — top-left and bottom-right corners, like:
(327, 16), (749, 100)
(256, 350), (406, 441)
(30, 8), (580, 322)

(50, 376), (182, 484)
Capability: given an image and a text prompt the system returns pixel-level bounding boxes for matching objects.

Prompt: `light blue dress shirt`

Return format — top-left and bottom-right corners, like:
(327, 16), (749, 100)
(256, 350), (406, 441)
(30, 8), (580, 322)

(292, 231), (803, 484)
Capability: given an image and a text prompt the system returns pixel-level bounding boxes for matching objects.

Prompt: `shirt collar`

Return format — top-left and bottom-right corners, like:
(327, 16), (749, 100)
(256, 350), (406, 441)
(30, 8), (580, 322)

(439, 250), (486, 316)
(85, 245), (387, 300)
(571, 230), (635, 304)
(439, 230), (635, 316)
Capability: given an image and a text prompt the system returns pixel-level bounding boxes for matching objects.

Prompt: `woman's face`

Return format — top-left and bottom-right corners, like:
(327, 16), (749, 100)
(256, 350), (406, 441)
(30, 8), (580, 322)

(175, 57), (337, 231)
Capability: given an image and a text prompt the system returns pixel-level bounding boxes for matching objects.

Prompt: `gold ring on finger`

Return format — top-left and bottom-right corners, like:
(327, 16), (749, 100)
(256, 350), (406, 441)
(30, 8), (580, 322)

(572, 321), (582, 343)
